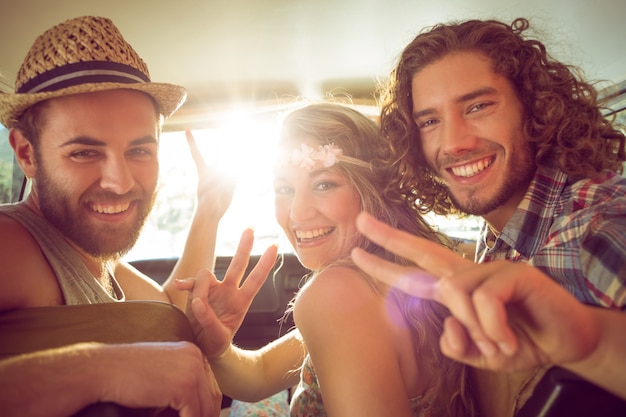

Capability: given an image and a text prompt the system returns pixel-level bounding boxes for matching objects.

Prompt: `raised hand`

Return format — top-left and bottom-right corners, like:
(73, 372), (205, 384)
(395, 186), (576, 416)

(350, 212), (599, 373)
(177, 229), (278, 358)
(162, 131), (238, 309)
(186, 130), (235, 219)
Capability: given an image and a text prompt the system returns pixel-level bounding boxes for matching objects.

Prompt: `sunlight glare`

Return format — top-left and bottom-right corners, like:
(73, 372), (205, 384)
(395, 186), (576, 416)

(125, 112), (287, 261)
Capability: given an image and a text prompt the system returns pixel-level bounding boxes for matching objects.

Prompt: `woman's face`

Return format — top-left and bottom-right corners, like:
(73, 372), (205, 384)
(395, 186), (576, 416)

(274, 141), (362, 270)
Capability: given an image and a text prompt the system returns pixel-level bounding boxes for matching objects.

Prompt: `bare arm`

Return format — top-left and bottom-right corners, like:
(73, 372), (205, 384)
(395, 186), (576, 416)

(163, 130), (236, 309)
(559, 304), (626, 399)
(0, 341), (221, 417)
(176, 229), (300, 401)
(209, 331), (304, 401)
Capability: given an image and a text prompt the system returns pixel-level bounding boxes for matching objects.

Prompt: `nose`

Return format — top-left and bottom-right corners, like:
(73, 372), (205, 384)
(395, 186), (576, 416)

(439, 113), (478, 156)
(99, 155), (135, 194)
(289, 190), (316, 223)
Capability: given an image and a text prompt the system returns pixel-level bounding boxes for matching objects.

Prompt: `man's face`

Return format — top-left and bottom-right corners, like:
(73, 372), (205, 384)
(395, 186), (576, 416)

(410, 51), (536, 227)
(32, 89), (160, 259)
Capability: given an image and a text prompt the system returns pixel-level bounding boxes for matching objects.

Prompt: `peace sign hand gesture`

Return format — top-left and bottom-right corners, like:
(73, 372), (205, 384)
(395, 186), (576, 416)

(350, 212), (599, 372)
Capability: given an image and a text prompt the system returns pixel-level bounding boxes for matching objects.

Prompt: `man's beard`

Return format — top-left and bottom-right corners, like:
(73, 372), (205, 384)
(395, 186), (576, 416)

(449, 167), (534, 216)
(443, 141), (536, 217)
(35, 167), (156, 260)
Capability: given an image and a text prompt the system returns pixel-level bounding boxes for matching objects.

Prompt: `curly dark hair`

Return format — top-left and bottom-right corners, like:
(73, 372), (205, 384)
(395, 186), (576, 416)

(379, 17), (626, 215)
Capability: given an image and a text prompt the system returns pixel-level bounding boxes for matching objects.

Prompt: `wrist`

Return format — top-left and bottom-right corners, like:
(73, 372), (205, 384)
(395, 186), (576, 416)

(560, 307), (625, 397)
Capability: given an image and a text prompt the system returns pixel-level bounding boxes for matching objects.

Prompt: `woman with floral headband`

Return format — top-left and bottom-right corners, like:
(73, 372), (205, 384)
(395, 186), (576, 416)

(179, 103), (477, 416)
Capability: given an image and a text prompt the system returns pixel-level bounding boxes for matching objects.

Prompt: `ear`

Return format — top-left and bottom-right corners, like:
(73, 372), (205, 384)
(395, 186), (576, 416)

(9, 129), (37, 179)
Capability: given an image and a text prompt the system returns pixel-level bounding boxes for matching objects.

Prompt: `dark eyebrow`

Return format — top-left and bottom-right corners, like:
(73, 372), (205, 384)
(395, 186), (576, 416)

(457, 87), (498, 103)
(60, 135), (158, 148)
(412, 87), (499, 120)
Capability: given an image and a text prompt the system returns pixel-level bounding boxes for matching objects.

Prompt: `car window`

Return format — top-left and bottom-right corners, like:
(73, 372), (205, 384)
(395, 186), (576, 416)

(125, 120), (288, 260)
(0, 124), (26, 204)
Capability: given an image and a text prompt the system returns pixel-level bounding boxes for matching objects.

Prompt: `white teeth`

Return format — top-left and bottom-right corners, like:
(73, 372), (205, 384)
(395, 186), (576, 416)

(91, 202), (130, 214)
(450, 157), (492, 178)
(295, 227), (333, 241)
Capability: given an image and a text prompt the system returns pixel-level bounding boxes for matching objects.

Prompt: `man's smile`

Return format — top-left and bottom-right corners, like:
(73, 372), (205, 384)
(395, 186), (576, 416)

(448, 156), (494, 178)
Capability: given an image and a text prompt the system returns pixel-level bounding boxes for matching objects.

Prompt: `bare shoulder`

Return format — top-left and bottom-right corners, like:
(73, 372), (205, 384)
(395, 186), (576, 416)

(0, 213), (64, 310)
(293, 265), (381, 322)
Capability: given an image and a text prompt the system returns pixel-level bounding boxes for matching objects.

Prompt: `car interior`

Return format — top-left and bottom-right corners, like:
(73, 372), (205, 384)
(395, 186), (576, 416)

(1, 0), (626, 416)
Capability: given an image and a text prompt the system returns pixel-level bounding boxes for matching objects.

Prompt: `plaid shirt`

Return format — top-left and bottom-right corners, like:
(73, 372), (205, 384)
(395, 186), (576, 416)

(476, 166), (626, 309)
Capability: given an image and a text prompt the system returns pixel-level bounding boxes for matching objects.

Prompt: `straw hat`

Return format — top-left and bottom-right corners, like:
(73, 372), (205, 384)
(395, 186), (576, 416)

(0, 16), (187, 128)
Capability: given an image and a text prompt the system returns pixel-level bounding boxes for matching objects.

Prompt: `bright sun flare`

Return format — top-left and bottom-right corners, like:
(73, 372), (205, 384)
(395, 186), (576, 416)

(125, 116), (288, 261)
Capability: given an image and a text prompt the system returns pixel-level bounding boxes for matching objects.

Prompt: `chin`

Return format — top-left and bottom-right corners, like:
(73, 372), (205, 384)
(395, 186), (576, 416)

(296, 255), (323, 271)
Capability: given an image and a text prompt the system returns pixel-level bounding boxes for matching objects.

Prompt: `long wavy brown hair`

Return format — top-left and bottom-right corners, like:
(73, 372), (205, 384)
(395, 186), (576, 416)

(379, 17), (626, 216)
(278, 102), (477, 416)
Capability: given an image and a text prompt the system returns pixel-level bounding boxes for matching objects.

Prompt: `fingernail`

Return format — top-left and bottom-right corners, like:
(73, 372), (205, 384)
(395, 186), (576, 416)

(477, 340), (496, 356)
(444, 329), (462, 353)
(498, 342), (516, 356)
(191, 297), (205, 314)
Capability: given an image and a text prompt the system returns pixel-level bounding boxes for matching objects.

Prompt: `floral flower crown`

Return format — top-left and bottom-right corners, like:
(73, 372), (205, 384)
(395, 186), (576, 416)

(280, 143), (371, 170)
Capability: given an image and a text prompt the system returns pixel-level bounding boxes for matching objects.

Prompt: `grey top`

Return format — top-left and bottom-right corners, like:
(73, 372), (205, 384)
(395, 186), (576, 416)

(0, 203), (124, 304)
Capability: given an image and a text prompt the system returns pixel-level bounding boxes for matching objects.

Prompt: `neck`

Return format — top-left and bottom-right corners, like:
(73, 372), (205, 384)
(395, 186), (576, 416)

(77, 250), (115, 296)
(486, 222), (500, 238)
(482, 210), (510, 235)
(482, 185), (529, 232)
(73, 245), (113, 284)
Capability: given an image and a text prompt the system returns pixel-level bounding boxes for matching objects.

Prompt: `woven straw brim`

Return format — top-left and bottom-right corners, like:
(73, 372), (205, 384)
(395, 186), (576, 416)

(0, 81), (186, 128)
